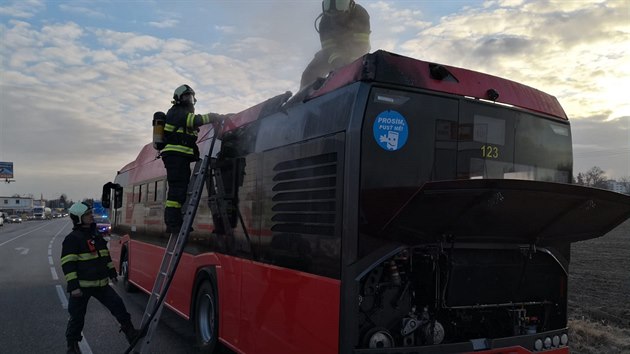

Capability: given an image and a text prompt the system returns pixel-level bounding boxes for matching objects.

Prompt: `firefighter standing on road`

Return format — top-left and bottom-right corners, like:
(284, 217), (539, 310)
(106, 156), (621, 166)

(300, 0), (371, 89)
(61, 202), (139, 354)
(161, 84), (231, 233)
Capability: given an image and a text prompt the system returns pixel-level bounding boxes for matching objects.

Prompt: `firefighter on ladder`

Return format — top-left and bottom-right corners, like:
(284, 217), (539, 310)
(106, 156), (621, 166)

(161, 84), (232, 233)
(300, 0), (371, 89)
(61, 202), (139, 354)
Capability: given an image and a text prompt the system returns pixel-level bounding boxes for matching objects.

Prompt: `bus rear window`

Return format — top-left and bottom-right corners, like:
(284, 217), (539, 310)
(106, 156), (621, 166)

(473, 114), (505, 145)
(459, 101), (572, 183)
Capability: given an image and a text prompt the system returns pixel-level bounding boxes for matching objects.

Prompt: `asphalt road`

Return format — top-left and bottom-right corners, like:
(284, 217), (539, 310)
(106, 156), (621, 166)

(0, 219), (202, 354)
(5, 216), (626, 353)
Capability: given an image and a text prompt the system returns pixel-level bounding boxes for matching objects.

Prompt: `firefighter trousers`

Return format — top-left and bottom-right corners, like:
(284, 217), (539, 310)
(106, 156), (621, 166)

(66, 285), (132, 342)
(162, 155), (192, 231)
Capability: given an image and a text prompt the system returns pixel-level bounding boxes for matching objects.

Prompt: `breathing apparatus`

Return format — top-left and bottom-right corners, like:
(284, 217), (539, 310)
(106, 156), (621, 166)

(152, 111), (166, 151)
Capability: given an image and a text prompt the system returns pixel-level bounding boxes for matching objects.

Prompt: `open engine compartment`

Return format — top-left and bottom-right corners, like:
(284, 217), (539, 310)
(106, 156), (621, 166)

(357, 245), (567, 349)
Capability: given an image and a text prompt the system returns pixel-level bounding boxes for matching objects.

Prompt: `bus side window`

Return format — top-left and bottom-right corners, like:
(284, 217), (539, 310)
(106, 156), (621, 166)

(147, 181), (156, 203)
(156, 180), (166, 202)
(133, 185), (139, 203)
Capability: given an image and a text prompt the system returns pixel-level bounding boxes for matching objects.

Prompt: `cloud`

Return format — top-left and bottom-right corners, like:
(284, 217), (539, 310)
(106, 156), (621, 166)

(1, 0), (628, 201)
(214, 25), (234, 34)
(396, 0), (630, 123)
(572, 116), (630, 178)
(0, 0), (45, 18)
(369, 1), (432, 51)
(58, 4), (107, 19)
(0, 15), (299, 199)
(2, 20), (42, 56)
(148, 19), (179, 29)
(93, 29), (163, 55)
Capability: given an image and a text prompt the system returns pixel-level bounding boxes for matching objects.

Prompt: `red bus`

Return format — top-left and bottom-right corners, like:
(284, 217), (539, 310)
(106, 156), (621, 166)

(102, 50), (630, 354)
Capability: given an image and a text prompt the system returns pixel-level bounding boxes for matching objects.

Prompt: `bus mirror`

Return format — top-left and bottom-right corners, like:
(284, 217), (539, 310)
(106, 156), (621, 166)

(114, 186), (123, 209)
(102, 182), (113, 209)
(102, 182), (123, 209)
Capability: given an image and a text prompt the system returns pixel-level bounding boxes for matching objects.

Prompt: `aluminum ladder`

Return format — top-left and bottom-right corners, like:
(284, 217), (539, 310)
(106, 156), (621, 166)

(129, 124), (224, 354)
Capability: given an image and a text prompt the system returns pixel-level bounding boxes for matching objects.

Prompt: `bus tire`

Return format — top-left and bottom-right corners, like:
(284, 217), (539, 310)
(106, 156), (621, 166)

(121, 250), (136, 293)
(194, 279), (219, 353)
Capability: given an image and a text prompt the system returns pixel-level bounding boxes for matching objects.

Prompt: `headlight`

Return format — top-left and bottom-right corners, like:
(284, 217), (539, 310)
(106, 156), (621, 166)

(544, 337), (552, 349)
(560, 333), (568, 346)
(552, 335), (560, 347)
(534, 339), (543, 351)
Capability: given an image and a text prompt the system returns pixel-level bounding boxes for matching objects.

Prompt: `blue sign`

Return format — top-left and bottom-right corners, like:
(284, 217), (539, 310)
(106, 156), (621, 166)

(0, 161), (14, 179)
(372, 110), (409, 151)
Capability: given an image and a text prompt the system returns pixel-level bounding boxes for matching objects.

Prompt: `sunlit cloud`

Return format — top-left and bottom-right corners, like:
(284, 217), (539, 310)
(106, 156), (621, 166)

(0, 0), (628, 200)
(397, 0), (630, 124)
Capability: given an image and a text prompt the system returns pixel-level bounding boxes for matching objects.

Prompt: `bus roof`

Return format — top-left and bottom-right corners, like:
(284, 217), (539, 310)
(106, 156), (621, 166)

(317, 51), (566, 118)
(224, 50), (567, 134)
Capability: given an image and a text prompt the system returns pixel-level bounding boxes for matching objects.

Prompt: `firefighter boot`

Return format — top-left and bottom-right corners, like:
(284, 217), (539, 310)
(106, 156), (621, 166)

(165, 207), (183, 234)
(66, 341), (81, 354)
(120, 321), (140, 345)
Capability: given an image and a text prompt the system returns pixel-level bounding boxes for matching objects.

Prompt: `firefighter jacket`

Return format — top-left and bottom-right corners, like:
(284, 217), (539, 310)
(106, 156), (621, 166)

(61, 224), (116, 293)
(319, 4), (371, 64)
(162, 103), (226, 161)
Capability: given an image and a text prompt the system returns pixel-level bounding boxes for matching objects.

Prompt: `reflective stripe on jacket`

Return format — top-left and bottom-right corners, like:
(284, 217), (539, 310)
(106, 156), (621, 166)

(163, 109), (207, 157)
(162, 104), (223, 158)
(60, 226), (116, 292)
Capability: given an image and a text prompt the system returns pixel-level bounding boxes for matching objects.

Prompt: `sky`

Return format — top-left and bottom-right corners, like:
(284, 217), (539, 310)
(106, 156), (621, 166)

(0, 0), (628, 202)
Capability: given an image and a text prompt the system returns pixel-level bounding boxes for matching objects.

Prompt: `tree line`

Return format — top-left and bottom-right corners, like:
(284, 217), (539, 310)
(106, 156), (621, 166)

(573, 166), (630, 194)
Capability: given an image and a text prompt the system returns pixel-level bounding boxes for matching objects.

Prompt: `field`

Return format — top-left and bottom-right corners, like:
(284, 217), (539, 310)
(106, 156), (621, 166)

(568, 218), (630, 354)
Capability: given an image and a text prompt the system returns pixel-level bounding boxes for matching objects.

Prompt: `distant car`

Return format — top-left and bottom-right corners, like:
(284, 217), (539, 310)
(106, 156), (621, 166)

(8, 215), (22, 223)
(94, 217), (111, 235)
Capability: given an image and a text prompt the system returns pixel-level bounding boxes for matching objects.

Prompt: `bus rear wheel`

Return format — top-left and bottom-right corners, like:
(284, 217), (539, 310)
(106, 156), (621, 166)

(195, 280), (218, 353)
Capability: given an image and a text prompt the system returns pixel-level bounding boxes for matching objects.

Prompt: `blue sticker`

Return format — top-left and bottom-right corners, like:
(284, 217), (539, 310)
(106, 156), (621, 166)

(373, 110), (409, 151)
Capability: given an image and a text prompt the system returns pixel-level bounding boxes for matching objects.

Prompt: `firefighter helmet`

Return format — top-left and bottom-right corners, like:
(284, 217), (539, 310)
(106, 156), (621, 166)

(69, 202), (92, 225)
(172, 84), (197, 105)
(322, 0), (355, 14)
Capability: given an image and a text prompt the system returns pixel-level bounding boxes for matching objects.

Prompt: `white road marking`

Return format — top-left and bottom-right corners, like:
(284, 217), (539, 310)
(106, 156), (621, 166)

(0, 223), (49, 247)
(55, 286), (94, 354)
(56, 285), (68, 309)
(49, 256), (54, 265)
(15, 247), (29, 255)
(79, 338), (93, 354)
(51, 267), (59, 280)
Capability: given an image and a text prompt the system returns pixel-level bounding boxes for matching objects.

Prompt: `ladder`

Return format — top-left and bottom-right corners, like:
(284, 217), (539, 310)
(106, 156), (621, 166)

(129, 123), (227, 354)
